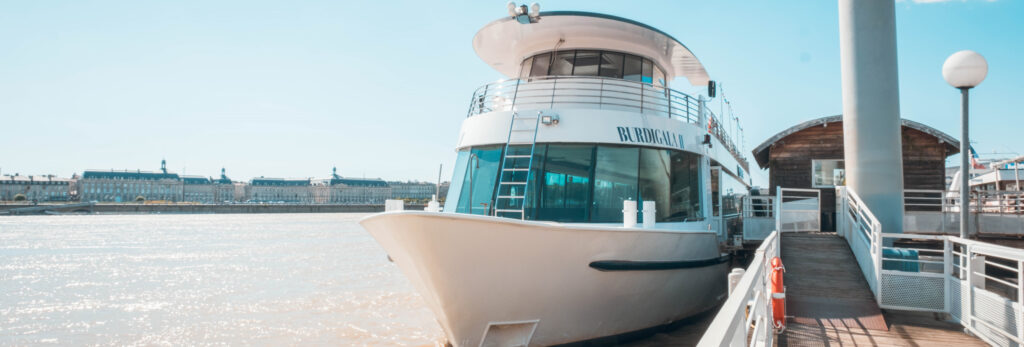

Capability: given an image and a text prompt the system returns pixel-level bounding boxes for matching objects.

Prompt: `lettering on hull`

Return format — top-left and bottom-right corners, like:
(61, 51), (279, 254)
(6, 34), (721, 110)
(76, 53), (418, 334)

(616, 126), (686, 150)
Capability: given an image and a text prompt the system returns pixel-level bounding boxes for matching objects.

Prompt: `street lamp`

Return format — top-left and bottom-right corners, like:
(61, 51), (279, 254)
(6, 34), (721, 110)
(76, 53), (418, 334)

(943, 50), (988, 239)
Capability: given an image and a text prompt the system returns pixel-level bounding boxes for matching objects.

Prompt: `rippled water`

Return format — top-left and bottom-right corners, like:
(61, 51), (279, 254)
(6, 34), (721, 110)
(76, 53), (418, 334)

(0, 213), (444, 346)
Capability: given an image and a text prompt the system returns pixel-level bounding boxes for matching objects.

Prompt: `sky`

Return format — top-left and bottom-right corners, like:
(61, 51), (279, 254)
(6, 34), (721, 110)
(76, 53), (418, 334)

(0, 0), (1021, 185)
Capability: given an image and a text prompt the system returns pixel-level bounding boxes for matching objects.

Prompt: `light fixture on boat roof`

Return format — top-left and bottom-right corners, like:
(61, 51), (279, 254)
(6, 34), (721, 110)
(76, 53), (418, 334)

(507, 2), (540, 24)
(540, 112), (559, 125)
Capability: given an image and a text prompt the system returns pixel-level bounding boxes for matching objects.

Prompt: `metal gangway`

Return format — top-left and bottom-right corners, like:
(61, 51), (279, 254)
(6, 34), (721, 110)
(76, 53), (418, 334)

(699, 186), (1024, 347)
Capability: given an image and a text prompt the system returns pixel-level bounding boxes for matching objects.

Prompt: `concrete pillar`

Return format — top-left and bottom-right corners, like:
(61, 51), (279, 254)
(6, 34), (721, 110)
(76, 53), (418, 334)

(838, 0), (905, 235)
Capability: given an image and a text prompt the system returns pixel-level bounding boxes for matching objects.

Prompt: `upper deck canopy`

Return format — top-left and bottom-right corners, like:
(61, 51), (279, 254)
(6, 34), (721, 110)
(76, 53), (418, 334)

(473, 11), (710, 86)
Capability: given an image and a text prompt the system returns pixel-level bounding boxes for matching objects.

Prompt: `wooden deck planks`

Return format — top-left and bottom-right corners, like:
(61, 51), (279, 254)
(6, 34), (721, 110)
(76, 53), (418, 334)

(776, 232), (986, 347)
(623, 232), (985, 346)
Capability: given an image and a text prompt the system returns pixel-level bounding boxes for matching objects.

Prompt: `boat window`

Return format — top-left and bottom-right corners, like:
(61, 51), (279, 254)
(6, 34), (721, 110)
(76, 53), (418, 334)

(443, 150), (470, 213)
(667, 150), (703, 222)
(453, 146), (504, 215)
(639, 148), (672, 222)
(571, 51), (601, 76)
(711, 168), (720, 217)
(641, 59), (653, 84)
(599, 52), (624, 79)
(448, 144), (704, 223)
(720, 171), (747, 218)
(550, 51), (575, 76)
(538, 144), (593, 221)
(654, 66), (666, 89)
(520, 50), (666, 87)
(623, 55), (643, 82)
(518, 56), (534, 78)
(530, 53), (551, 77)
(591, 146), (639, 222)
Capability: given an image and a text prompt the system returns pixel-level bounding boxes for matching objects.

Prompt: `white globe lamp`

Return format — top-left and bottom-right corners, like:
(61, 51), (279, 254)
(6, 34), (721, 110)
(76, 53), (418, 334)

(944, 50), (987, 239)
(943, 50), (988, 89)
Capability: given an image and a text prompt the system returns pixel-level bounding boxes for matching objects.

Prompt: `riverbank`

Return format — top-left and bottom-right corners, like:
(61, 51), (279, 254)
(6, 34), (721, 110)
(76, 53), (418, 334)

(0, 203), (427, 215)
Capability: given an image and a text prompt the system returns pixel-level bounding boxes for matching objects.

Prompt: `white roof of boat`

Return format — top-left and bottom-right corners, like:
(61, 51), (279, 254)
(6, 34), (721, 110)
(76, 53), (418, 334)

(473, 11), (711, 86)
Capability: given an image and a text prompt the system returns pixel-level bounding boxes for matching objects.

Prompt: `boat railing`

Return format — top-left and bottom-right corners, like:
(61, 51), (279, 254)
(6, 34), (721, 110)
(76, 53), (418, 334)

(838, 186), (1024, 346)
(466, 75), (746, 163)
(697, 230), (780, 347)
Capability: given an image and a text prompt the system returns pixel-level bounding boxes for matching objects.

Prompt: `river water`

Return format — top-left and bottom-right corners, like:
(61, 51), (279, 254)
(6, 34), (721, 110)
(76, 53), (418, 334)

(0, 213), (444, 346)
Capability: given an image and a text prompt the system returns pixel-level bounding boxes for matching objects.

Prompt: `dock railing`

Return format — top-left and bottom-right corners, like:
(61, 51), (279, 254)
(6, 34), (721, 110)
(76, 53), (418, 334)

(903, 189), (1024, 236)
(697, 230), (780, 347)
(840, 186), (1024, 346)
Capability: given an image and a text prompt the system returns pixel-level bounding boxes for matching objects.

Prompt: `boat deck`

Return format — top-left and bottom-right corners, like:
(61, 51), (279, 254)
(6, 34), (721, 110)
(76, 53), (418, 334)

(625, 232), (986, 346)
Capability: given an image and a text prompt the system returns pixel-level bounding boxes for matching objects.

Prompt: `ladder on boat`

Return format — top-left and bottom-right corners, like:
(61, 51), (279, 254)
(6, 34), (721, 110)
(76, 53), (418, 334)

(493, 111), (541, 219)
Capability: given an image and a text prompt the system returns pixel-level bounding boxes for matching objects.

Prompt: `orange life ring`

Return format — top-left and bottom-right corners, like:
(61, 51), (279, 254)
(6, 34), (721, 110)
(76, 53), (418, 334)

(770, 257), (786, 331)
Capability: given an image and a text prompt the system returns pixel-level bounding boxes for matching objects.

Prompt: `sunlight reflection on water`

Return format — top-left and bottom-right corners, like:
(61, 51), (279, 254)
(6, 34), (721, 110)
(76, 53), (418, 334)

(0, 213), (443, 346)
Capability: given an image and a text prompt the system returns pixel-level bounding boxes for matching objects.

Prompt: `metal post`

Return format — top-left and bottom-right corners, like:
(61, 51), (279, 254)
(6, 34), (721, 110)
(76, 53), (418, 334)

(944, 239), (952, 313)
(874, 220), (883, 303)
(965, 244), (974, 328)
(1018, 260), (1024, 340)
(775, 186), (783, 233)
(1015, 162), (1020, 192)
(960, 87), (970, 239)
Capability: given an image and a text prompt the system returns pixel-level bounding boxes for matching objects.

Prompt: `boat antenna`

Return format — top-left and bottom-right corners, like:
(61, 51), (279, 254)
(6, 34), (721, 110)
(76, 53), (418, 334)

(436, 163), (443, 199)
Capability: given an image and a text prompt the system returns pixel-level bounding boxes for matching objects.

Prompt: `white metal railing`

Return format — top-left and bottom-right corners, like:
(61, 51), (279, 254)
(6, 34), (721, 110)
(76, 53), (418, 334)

(697, 230), (780, 347)
(777, 187), (821, 233)
(904, 189), (1024, 236)
(466, 75), (747, 163)
(840, 186), (1024, 346)
(905, 189), (1024, 214)
(743, 195), (775, 219)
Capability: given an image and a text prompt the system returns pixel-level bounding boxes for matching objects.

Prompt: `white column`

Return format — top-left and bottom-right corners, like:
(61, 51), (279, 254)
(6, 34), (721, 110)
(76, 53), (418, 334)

(838, 0), (905, 235)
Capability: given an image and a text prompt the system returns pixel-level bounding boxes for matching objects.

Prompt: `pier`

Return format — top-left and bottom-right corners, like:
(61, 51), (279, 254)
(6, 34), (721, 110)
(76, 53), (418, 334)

(694, 186), (1024, 347)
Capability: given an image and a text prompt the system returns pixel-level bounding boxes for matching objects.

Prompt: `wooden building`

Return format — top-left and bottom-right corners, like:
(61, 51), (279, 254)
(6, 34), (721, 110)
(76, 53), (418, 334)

(751, 115), (959, 230)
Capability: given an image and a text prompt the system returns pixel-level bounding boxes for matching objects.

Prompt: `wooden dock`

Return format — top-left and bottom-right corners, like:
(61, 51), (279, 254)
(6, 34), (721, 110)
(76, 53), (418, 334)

(625, 232), (986, 346)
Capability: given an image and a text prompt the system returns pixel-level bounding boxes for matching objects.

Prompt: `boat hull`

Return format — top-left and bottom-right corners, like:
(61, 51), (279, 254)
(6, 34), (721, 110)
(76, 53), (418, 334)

(360, 211), (727, 346)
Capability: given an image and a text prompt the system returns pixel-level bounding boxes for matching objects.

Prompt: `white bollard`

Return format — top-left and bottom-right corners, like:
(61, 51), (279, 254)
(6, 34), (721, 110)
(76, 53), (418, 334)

(642, 201), (656, 228)
(728, 268), (745, 295)
(425, 195), (440, 212)
(623, 200), (637, 228)
(385, 199), (404, 212)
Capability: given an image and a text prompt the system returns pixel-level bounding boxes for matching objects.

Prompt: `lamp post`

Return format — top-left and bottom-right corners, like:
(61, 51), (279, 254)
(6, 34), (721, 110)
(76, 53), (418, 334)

(943, 50), (988, 239)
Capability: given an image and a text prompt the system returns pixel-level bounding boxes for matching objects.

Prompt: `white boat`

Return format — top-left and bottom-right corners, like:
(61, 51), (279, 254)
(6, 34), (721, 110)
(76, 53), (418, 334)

(361, 5), (752, 346)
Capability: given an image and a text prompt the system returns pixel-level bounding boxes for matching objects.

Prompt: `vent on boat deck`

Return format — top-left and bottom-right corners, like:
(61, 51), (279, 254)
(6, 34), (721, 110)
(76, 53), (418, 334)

(480, 320), (539, 347)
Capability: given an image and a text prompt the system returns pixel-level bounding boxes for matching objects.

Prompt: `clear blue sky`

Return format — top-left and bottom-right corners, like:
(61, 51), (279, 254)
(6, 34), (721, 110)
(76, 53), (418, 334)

(1, 0), (1020, 185)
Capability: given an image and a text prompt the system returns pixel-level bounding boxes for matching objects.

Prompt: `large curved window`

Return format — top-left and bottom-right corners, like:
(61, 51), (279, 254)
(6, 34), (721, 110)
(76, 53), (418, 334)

(521, 50), (667, 87)
(445, 144), (704, 223)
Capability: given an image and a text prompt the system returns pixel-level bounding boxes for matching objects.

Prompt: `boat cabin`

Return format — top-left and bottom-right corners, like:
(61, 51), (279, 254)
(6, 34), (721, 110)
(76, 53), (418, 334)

(752, 115), (959, 231)
(443, 11), (750, 229)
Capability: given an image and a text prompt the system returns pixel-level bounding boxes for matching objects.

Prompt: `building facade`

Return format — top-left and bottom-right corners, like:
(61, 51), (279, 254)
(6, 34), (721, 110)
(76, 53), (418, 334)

(182, 176), (215, 203)
(79, 165), (182, 203)
(247, 178), (312, 203)
(328, 168), (390, 204)
(0, 175), (72, 202)
(389, 181), (438, 201)
(79, 161), (238, 203)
